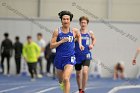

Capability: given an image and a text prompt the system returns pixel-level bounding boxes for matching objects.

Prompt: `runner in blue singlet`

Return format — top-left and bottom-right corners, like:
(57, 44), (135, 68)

(50, 11), (84, 93)
(75, 16), (96, 93)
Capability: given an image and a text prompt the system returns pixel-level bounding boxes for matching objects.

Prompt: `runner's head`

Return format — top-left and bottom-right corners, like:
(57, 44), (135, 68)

(79, 16), (89, 29)
(58, 11), (73, 28)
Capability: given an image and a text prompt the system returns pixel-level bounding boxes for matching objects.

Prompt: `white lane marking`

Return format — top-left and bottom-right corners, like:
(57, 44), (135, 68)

(35, 86), (59, 93)
(108, 85), (140, 93)
(0, 86), (26, 93)
(0, 82), (57, 86)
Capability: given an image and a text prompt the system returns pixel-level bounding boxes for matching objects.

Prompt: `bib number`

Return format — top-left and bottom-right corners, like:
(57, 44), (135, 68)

(71, 56), (75, 63)
(86, 53), (91, 59)
(86, 37), (90, 45)
(69, 36), (73, 42)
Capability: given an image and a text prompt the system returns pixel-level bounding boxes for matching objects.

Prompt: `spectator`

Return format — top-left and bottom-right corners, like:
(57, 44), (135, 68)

(0, 33), (13, 75)
(45, 43), (56, 78)
(23, 36), (40, 81)
(13, 36), (23, 75)
(36, 33), (46, 75)
(114, 61), (125, 80)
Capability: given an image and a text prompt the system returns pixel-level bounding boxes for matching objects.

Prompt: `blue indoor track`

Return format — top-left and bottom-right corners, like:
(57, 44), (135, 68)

(0, 75), (140, 93)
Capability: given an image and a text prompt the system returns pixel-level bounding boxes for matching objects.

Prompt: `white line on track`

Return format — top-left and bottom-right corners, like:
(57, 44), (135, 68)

(0, 82), (58, 86)
(0, 86), (26, 93)
(108, 85), (140, 93)
(35, 86), (59, 93)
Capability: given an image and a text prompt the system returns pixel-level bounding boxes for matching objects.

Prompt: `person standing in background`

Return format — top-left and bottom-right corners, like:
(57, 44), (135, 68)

(23, 36), (40, 81)
(37, 33), (46, 76)
(0, 33), (13, 75)
(45, 42), (56, 78)
(13, 36), (23, 75)
(114, 61), (125, 80)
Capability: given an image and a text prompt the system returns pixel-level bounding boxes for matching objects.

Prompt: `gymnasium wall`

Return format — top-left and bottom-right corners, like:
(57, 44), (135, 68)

(0, 0), (140, 21)
(0, 18), (140, 78)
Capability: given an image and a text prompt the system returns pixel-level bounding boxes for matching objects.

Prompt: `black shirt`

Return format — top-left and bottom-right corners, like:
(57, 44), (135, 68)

(14, 41), (23, 57)
(0, 38), (13, 56)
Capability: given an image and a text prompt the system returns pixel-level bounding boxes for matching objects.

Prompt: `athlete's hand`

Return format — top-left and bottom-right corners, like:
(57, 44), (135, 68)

(89, 44), (94, 50)
(61, 38), (69, 43)
(132, 59), (136, 65)
(79, 44), (84, 51)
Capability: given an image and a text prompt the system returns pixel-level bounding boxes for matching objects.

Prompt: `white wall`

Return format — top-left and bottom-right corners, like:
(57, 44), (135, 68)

(0, 0), (140, 21)
(0, 0), (37, 17)
(0, 18), (140, 78)
(40, 0), (107, 20)
(112, 0), (140, 21)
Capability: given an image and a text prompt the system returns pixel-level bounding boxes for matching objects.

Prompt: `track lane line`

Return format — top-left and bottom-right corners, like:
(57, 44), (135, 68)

(35, 86), (59, 93)
(0, 86), (26, 93)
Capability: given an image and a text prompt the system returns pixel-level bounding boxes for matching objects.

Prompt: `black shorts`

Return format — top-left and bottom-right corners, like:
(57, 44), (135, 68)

(75, 60), (90, 71)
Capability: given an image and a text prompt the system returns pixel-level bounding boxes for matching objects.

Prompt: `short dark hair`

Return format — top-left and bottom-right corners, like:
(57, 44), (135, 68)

(15, 36), (19, 41)
(37, 33), (42, 36)
(27, 36), (32, 39)
(4, 32), (9, 37)
(58, 11), (73, 21)
(79, 16), (89, 24)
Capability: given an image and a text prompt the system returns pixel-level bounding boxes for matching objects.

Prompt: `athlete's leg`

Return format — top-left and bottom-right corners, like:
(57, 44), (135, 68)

(76, 70), (82, 92)
(82, 60), (90, 92)
(120, 72), (124, 79)
(75, 64), (82, 91)
(120, 66), (124, 79)
(82, 65), (89, 91)
(57, 69), (65, 91)
(57, 69), (63, 83)
(114, 66), (118, 80)
(63, 64), (73, 93)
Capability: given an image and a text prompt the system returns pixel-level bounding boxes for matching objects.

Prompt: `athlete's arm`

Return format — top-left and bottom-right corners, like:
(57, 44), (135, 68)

(73, 28), (84, 51)
(50, 28), (69, 49)
(132, 48), (140, 65)
(89, 31), (96, 50)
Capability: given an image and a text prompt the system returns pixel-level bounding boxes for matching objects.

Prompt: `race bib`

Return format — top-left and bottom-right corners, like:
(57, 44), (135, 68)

(71, 56), (75, 63)
(86, 53), (91, 59)
(69, 36), (73, 42)
(86, 37), (90, 45)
